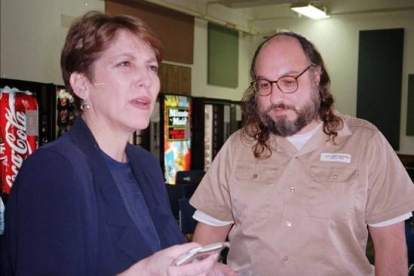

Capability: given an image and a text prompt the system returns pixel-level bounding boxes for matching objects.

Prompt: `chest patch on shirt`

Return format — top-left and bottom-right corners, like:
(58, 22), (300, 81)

(320, 153), (351, 163)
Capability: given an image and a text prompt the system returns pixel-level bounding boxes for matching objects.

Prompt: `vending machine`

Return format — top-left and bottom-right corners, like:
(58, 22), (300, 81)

(138, 94), (192, 184)
(230, 101), (243, 134)
(191, 97), (233, 171)
(0, 79), (76, 202)
(0, 78), (43, 202)
(54, 86), (77, 138)
(162, 95), (192, 184)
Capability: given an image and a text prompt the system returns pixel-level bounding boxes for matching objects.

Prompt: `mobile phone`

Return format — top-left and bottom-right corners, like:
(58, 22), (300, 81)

(173, 242), (230, 266)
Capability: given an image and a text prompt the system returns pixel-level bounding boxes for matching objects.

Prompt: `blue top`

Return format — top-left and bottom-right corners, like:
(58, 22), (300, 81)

(102, 151), (161, 252)
(2, 117), (186, 276)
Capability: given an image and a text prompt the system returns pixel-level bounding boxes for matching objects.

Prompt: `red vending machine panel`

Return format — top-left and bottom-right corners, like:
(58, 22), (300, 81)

(0, 86), (38, 195)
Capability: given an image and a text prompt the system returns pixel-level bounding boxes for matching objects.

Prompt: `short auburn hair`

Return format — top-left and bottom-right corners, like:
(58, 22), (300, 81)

(60, 11), (163, 110)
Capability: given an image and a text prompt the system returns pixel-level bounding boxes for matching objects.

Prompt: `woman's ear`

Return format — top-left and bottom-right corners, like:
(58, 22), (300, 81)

(70, 72), (90, 100)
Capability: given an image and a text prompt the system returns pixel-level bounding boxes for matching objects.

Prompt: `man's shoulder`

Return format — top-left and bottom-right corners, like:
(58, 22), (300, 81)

(341, 114), (380, 134)
(229, 128), (256, 147)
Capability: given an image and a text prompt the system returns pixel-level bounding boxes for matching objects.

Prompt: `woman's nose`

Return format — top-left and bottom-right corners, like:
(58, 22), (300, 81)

(135, 66), (152, 88)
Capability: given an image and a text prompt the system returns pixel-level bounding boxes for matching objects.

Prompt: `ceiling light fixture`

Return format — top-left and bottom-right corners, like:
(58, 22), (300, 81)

(291, 3), (330, 20)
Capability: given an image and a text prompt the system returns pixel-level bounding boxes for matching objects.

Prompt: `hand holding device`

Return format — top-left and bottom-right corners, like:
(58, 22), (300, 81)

(173, 242), (230, 266)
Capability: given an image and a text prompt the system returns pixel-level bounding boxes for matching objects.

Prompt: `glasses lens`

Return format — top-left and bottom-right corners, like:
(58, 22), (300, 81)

(278, 77), (298, 93)
(255, 79), (272, 96)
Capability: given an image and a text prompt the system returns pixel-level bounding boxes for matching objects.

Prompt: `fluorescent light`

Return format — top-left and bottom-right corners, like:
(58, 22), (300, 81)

(291, 3), (330, 19)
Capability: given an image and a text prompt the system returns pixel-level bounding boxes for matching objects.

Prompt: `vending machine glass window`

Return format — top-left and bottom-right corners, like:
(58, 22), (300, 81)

(204, 104), (213, 171)
(150, 100), (161, 161)
(56, 87), (77, 138)
(162, 95), (192, 184)
(224, 105), (231, 141)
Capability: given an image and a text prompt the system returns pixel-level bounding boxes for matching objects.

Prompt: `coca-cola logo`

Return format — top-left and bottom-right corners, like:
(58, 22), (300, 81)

(0, 142), (6, 165)
(4, 107), (33, 188)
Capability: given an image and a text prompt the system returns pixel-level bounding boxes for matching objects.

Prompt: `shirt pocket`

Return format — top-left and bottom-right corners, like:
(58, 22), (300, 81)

(307, 165), (359, 221)
(230, 162), (280, 222)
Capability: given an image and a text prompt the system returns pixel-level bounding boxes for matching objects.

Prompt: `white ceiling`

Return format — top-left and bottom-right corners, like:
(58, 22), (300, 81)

(141, 0), (414, 34)
(206, 0), (414, 20)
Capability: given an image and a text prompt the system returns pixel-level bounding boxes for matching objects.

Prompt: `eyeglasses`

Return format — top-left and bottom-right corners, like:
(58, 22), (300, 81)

(251, 65), (314, 96)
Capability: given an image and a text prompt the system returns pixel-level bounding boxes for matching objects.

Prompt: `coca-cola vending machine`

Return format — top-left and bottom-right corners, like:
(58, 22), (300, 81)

(0, 78), (47, 204)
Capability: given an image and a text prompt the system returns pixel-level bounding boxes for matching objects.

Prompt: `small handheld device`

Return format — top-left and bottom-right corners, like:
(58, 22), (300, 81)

(173, 242), (230, 266)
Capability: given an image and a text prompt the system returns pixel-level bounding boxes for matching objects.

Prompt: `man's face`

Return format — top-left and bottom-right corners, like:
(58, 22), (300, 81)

(255, 35), (321, 137)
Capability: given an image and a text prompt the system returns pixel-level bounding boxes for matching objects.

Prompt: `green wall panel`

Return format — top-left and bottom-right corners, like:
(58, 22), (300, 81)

(356, 28), (404, 150)
(208, 23), (239, 88)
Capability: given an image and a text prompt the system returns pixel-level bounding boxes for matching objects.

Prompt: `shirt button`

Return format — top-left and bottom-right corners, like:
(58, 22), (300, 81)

(333, 175), (338, 180)
(253, 174), (258, 179)
(282, 255), (289, 261)
(290, 187), (295, 192)
(286, 220), (292, 227)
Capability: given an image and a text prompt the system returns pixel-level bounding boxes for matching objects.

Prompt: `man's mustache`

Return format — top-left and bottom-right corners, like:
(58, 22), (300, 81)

(265, 103), (296, 114)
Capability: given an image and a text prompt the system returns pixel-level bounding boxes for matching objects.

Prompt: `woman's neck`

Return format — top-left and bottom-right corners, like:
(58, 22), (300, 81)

(82, 114), (130, 163)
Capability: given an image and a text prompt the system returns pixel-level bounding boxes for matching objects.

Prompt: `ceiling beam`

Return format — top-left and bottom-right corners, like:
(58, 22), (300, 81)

(206, 0), (304, 9)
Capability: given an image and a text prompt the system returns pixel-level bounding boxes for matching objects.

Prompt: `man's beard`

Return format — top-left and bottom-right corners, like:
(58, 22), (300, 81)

(259, 86), (321, 137)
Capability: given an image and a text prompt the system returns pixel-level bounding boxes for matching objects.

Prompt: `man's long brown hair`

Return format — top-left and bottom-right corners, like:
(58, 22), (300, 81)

(241, 32), (343, 159)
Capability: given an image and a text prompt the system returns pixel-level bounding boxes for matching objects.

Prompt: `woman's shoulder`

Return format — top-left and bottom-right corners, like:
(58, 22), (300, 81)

(13, 134), (93, 198)
(24, 134), (86, 172)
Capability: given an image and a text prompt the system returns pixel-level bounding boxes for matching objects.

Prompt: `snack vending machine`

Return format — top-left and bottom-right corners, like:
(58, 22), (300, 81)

(191, 97), (238, 171)
(230, 101), (243, 134)
(55, 86), (77, 138)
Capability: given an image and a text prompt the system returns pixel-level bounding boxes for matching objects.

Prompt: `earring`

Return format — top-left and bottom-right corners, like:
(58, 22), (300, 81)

(80, 101), (90, 111)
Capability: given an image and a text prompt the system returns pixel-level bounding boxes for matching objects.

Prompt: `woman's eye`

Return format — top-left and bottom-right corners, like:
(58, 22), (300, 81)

(149, 65), (159, 73)
(117, 61), (130, 67)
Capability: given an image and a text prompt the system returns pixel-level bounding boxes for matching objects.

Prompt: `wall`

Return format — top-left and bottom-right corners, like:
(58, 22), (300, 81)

(253, 10), (414, 154)
(191, 18), (253, 101)
(2, 1), (414, 153)
(0, 0), (251, 102)
(0, 0), (105, 84)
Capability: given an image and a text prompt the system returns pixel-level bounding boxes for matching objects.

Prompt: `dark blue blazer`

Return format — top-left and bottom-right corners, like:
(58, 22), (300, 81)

(2, 117), (186, 275)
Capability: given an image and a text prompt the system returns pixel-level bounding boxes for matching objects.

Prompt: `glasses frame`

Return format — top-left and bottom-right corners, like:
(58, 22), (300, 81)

(251, 65), (314, 96)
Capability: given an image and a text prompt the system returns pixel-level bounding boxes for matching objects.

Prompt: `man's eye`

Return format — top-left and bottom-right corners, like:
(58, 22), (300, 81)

(258, 81), (270, 89)
(280, 78), (296, 86)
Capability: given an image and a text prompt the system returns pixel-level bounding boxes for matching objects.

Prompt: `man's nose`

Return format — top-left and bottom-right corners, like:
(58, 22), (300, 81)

(269, 83), (286, 105)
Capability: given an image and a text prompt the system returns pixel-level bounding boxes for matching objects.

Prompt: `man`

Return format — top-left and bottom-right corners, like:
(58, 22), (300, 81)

(190, 32), (414, 276)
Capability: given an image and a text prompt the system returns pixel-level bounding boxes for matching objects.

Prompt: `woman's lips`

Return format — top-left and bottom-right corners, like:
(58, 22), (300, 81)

(131, 97), (151, 110)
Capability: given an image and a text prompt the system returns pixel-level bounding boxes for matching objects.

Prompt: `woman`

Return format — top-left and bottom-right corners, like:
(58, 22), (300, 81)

(3, 12), (234, 276)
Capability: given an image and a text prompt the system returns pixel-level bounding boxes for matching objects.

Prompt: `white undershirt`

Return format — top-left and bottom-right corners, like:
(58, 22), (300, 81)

(193, 124), (412, 227)
(286, 123), (322, 150)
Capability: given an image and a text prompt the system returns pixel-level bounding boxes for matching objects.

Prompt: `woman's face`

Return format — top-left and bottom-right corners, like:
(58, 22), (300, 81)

(84, 30), (160, 134)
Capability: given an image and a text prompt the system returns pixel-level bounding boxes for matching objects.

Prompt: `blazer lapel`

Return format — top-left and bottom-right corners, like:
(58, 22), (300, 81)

(126, 145), (176, 246)
(68, 117), (150, 261)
